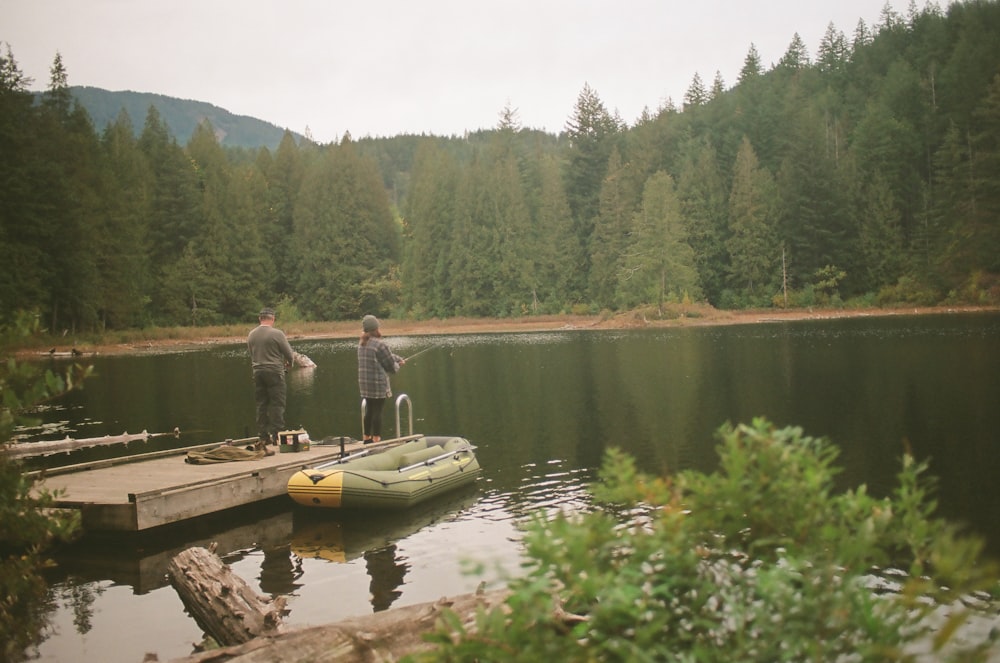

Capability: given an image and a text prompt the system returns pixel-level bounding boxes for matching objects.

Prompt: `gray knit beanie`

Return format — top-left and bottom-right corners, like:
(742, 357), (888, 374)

(362, 315), (380, 333)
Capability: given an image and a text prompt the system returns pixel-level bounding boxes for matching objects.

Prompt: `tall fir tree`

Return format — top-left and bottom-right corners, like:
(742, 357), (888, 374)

(401, 140), (460, 317)
(677, 137), (730, 305)
(97, 111), (153, 328)
(858, 170), (905, 291)
(138, 106), (202, 323)
(589, 148), (633, 308)
(966, 73), (1000, 273)
(0, 44), (48, 320)
(776, 101), (852, 292)
(293, 136), (400, 319)
(258, 130), (305, 298)
(532, 153), (580, 311)
(727, 137), (779, 300)
(620, 171), (701, 310)
(564, 83), (622, 280)
(37, 52), (103, 332)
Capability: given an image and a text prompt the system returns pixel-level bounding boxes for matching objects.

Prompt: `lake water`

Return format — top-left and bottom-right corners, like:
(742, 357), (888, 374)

(21, 312), (1000, 662)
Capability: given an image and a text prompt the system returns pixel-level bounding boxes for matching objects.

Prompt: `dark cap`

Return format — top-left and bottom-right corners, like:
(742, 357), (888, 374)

(259, 308), (276, 319)
(362, 314), (380, 332)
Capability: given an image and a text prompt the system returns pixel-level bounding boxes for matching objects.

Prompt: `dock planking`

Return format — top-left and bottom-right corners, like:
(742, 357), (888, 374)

(31, 436), (412, 532)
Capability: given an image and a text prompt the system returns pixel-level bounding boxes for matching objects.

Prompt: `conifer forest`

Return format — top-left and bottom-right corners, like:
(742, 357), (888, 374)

(2, 0), (999, 332)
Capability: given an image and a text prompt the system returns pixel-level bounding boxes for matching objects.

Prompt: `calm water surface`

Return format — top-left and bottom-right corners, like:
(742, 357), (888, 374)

(23, 312), (1000, 662)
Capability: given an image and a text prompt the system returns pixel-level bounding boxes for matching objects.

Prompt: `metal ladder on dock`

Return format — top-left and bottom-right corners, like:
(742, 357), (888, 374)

(361, 393), (414, 440)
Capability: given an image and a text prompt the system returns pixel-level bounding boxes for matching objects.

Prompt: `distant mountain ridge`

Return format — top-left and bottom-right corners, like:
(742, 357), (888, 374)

(63, 86), (306, 150)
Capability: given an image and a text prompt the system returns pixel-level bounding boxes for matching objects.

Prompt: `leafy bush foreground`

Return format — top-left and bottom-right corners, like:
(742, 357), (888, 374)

(416, 419), (999, 662)
(1, 312), (85, 662)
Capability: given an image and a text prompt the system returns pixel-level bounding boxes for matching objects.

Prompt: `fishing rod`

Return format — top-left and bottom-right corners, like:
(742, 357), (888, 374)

(402, 344), (442, 362)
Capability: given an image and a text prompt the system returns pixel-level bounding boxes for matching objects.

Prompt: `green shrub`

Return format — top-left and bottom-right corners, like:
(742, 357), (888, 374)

(1, 311), (86, 662)
(944, 271), (1000, 306)
(876, 276), (941, 307)
(412, 419), (999, 662)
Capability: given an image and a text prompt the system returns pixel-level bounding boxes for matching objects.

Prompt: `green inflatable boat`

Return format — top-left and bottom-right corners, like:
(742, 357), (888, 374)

(287, 435), (481, 509)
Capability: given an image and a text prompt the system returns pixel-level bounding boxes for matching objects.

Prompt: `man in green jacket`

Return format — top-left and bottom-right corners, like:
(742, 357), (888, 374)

(247, 308), (294, 453)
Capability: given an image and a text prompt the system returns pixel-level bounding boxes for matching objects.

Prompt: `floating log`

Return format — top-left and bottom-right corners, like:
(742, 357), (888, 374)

(42, 347), (92, 358)
(166, 545), (286, 647)
(2, 428), (181, 460)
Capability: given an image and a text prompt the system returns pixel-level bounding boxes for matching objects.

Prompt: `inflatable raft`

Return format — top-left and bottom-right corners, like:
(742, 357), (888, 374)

(286, 435), (481, 509)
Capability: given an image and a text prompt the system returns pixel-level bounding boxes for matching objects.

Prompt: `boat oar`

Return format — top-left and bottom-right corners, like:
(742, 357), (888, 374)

(313, 449), (372, 470)
(397, 445), (476, 473)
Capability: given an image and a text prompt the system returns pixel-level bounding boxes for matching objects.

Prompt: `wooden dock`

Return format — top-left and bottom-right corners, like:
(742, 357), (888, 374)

(31, 437), (412, 532)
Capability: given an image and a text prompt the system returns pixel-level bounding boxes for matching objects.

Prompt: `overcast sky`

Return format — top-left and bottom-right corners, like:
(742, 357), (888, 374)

(4, 0), (903, 143)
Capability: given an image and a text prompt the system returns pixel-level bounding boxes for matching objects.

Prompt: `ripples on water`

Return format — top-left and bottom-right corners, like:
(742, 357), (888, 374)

(23, 313), (1000, 662)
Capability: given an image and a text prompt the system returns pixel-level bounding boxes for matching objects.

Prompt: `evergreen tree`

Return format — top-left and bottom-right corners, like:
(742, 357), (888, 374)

(683, 72), (708, 109)
(447, 138), (533, 316)
(138, 106), (202, 323)
(738, 44), (764, 84)
(40, 52), (71, 118)
(486, 129), (534, 315)
(966, 73), (1000, 273)
(0, 44), (48, 321)
(3, 4), (1000, 326)
(731, 45), (781, 167)
(589, 148), (633, 308)
(778, 33), (811, 70)
(817, 23), (851, 77)
(850, 79), (923, 248)
(258, 130), (305, 297)
(36, 53), (103, 332)
(858, 171), (905, 290)
(97, 111), (153, 328)
(852, 17), (873, 52)
(564, 83), (621, 277)
(620, 171), (701, 310)
(532, 153), (580, 311)
(293, 136), (400, 319)
(401, 140), (460, 317)
(677, 137), (730, 305)
(932, 75), (1000, 282)
(497, 102), (521, 132)
(159, 121), (230, 323)
(776, 102), (852, 293)
(156, 121), (271, 324)
(726, 137), (779, 300)
(710, 71), (726, 100)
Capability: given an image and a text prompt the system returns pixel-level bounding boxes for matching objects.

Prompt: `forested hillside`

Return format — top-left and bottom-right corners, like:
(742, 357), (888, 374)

(1, 0), (999, 332)
(65, 86), (304, 150)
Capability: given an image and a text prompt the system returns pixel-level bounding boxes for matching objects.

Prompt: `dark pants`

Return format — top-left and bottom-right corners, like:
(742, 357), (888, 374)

(363, 397), (386, 437)
(254, 369), (286, 440)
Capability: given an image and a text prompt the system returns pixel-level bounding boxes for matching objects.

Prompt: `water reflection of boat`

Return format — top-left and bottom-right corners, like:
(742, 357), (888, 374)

(287, 435), (481, 509)
(291, 485), (480, 563)
(291, 486), (480, 611)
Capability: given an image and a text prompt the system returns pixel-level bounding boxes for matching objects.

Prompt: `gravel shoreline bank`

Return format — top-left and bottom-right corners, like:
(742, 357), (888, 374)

(19, 305), (997, 359)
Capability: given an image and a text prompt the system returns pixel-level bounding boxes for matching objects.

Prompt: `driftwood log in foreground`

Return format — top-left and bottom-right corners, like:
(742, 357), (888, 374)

(167, 587), (510, 663)
(166, 546), (288, 647)
(164, 545), (511, 662)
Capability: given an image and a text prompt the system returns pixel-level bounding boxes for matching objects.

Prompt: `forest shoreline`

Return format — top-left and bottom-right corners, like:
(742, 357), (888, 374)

(22, 305), (997, 359)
